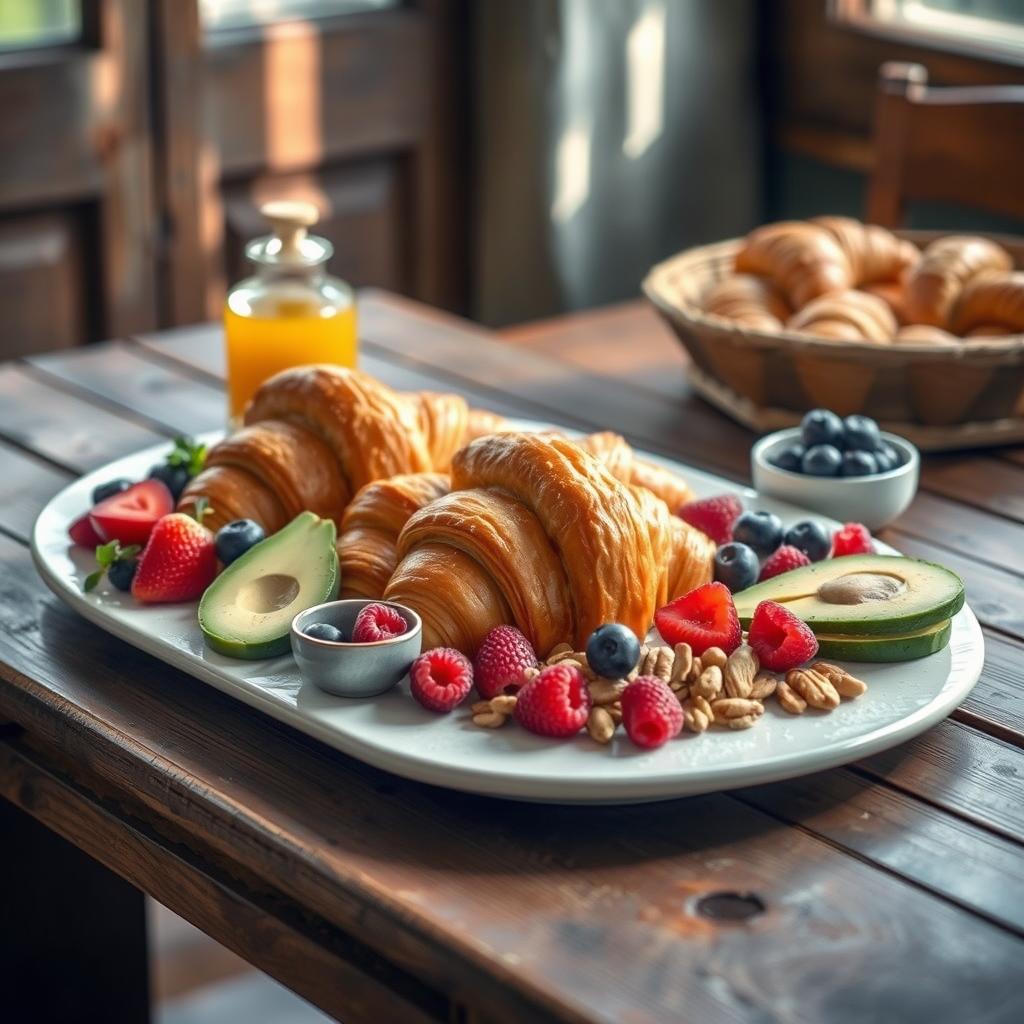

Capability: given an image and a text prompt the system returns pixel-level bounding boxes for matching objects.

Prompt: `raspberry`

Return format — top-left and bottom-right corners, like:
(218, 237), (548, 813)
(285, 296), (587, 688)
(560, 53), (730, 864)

(514, 664), (591, 738)
(352, 602), (409, 643)
(746, 600), (819, 672)
(409, 647), (473, 713)
(620, 676), (683, 749)
(832, 522), (875, 557)
(677, 494), (743, 545)
(758, 544), (811, 582)
(473, 625), (537, 699)
(654, 582), (742, 656)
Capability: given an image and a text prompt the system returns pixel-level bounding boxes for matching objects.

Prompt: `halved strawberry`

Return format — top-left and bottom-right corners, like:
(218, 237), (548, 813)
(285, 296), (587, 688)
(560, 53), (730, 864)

(68, 512), (104, 548)
(90, 479), (174, 546)
(654, 582), (742, 656)
(132, 511), (217, 603)
(746, 600), (818, 672)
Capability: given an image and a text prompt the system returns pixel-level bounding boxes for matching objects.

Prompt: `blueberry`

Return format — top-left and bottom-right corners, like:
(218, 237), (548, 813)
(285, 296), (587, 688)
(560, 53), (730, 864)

(149, 463), (190, 501)
(107, 558), (138, 592)
(843, 414), (881, 452)
(784, 520), (831, 562)
(713, 542), (760, 592)
(732, 510), (784, 558)
(91, 477), (133, 504)
(801, 444), (843, 477)
(586, 623), (641, 679)
(305, 622), (347, 643)
(876, 442), (903, 472)
(800, 408), (845, 449)
(772, 443), (806, 473)
(841, 450), (879, 476)
(215, 519), (266, 565)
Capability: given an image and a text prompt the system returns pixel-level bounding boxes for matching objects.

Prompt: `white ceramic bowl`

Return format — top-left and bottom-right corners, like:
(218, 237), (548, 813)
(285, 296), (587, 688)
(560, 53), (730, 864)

(751, 428), (919, 531)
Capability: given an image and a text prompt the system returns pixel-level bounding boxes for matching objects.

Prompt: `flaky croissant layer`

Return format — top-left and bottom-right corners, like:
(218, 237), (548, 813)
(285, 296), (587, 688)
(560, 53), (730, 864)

(384, 433), (714, 656)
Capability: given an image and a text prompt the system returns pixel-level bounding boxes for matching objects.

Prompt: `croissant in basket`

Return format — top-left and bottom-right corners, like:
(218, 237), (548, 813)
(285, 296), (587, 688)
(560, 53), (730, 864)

(702, 274), (790, 331)
(787, 290), (898, 342)
(178, 365), (503, 533)
(951, 271), (1024, 336)
(382, 433), (715, 656)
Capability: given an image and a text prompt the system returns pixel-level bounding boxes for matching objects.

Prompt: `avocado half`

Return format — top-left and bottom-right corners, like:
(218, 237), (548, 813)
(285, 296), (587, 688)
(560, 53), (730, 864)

(733, 554), (964, 638)
(815, 619), (953, 663)
(199, 511), (339, 659)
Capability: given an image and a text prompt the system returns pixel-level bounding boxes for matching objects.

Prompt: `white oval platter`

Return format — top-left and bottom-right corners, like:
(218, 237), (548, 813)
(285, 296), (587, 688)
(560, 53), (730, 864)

(31, 424), (983, 804)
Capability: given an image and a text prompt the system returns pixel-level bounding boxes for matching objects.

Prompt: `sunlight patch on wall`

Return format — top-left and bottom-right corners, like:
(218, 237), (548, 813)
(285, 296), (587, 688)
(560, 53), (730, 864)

(622, 0), (666, 160)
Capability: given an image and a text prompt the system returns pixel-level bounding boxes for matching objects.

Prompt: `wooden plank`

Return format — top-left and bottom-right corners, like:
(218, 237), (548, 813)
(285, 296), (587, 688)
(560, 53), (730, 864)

(1, 533), (1023, 1022)
(735, 768), (1024, 934)
(0, 738), (444, 1024)
(855, 721), (1024, 844)
(881, 529), (1024, 641)
(0, 365), (166, 473)
(27, 341), (226, 436)
(917, 456), (1024, 525)
(0, 440), (72, 543)
(955, 631), (1024, 745)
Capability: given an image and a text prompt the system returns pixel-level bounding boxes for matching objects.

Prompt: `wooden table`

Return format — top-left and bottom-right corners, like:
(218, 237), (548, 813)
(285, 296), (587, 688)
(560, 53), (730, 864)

(1, 291), (1022, 1024)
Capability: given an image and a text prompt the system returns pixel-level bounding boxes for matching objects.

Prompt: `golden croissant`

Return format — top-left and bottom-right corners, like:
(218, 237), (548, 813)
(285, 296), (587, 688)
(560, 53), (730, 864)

(903, 235), (1012, 328)
(735, 221), (853, 308)
(383, 433), (714, 656)
(812, 216), (918, 286)
(702, 273), (790, 331)
(179, 365), (503, 532)
(334, 430), (698, 605)
(787, 289), (898, 343)
(951, 271), (1024, 336)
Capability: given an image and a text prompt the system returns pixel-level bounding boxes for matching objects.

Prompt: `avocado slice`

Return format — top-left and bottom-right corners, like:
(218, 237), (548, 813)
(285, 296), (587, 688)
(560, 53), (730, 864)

(199, 511), (339, 659)
(733, 554), (964, 637)
(815, 619), (952, 662)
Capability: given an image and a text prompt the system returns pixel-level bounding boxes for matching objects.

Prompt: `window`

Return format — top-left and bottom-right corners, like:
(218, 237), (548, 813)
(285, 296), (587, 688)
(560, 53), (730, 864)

(200, 0), (397, 32)
(833, 0), (1024, 61)
(0, 0), (79, 52)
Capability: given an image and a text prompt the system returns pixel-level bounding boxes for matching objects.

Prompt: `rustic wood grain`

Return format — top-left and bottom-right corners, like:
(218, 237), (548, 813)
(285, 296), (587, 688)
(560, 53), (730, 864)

(0, 440), (72, 543)
(1, 531), (1022, 1022)
(855, 720), (1024, 844)
(0, 365), (165, 473)
(0, 738), (445, 1024)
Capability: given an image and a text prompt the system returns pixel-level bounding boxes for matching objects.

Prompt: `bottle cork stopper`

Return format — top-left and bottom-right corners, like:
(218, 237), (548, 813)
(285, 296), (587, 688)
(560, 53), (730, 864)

(261, 200), (319, 260)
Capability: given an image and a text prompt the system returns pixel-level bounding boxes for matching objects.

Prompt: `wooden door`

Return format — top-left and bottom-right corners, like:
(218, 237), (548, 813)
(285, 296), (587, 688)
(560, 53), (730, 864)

(155, 0), (467, 327)
(0, 0), (157, 357)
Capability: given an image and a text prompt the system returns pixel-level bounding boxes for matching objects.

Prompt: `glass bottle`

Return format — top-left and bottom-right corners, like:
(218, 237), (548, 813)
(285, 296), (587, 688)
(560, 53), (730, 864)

(223, 201), (357, 427)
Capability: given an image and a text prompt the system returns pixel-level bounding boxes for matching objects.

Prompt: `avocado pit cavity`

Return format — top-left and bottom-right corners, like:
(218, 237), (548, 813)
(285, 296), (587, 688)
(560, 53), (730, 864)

(817, 572), (907, 606)
(238, 573), (301, 614)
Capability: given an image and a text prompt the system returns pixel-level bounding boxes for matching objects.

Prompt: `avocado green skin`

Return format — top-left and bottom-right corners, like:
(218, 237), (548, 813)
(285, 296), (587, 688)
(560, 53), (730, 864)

(199, 512), (339, 660)
(815, 619), (952, 662)
(734, 555), (964, 636)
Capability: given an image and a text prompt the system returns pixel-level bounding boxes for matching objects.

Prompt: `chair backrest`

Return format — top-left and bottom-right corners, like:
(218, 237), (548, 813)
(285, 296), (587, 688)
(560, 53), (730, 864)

(866, 61), (1024, 227)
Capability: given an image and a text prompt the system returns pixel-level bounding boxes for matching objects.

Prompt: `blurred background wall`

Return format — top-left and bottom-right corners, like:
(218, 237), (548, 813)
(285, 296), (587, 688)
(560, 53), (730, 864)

(0, 0), (1022, 356)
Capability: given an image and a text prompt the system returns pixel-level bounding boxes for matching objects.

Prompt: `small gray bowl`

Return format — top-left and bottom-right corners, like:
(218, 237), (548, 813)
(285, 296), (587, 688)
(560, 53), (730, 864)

(291, 599), (422, 698)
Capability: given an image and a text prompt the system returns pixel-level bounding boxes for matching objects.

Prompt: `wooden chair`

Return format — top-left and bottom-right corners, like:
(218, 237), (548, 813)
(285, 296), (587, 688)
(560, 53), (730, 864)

(866, 61), (1024, 227)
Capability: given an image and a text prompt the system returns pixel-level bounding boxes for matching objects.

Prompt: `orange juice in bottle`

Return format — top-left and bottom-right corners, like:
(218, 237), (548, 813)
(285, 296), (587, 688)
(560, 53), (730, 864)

(224, 201), (357, 426)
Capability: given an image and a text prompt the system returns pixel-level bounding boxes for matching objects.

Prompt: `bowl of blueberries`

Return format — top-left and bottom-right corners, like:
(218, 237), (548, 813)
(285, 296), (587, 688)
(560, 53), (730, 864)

(751, 409), (919, 531)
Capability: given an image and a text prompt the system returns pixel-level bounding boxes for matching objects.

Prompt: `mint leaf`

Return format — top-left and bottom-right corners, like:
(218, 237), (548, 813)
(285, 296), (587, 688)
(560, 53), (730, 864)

(95, 540), (119, 568)
(83, 570), (104, 593)
(166, 436), (207, 478)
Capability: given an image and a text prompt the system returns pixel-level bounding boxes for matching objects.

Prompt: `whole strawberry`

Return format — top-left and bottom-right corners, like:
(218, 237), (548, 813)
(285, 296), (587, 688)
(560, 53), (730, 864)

(474, 625), (537, 699)
(621, 676), (683, 749)
(758, 544), (811, 582)
(677, 494), (743, 546)
(514, 663), (591, 738)
(132, 508), (217, 603)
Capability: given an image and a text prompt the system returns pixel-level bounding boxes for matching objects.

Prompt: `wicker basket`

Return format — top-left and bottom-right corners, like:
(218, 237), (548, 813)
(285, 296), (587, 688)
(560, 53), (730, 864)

(643, 231), (1024, 434)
